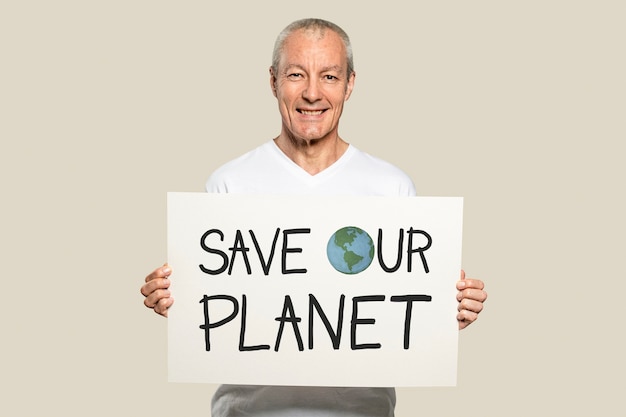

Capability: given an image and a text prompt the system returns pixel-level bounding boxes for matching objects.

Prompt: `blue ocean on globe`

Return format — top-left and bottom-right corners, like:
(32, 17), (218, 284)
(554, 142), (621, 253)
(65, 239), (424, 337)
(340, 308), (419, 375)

(326, 226), (374, 274)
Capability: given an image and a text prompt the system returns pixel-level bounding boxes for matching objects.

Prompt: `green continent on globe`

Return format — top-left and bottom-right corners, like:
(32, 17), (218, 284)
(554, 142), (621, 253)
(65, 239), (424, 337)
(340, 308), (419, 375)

(335, 228), (363, 271)
(327, 226), (375, 274)
(342, 248), (363, 271)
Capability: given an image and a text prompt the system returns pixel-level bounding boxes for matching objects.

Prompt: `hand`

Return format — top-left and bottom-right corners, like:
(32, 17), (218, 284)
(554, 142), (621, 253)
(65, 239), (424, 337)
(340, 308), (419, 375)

(141, 264), (174, 317)
(456, 269), (487, 330)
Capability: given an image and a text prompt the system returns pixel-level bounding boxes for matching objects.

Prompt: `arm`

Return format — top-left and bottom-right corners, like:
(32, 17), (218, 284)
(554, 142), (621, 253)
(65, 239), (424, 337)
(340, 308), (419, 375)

(456, 269), (487, 330)
(140, 264), (174, 317)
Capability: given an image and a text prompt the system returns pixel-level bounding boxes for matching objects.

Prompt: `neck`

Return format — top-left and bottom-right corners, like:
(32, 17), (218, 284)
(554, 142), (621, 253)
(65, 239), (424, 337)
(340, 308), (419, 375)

(274, 133), (349, 175)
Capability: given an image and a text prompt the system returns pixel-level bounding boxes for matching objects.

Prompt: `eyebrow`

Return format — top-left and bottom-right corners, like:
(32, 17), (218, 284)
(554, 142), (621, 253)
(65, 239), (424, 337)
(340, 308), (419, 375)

(282, 64), (343, 74)
(321, 65), (343, 73)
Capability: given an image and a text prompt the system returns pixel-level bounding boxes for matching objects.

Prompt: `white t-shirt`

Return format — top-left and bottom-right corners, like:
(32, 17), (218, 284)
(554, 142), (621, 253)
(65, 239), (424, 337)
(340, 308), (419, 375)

(206, 140), (416, 417)
(206, 140), (416, 197)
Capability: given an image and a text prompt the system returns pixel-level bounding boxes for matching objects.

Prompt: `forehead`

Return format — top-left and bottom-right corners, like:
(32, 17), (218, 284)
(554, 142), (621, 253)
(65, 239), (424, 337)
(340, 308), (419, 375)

(279, 28), (347, 70)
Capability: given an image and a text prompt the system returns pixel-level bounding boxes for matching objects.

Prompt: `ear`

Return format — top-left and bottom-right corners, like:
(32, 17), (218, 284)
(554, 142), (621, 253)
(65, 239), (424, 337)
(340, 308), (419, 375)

(344, 71), (356, 101)
(269, 66), (278, 98)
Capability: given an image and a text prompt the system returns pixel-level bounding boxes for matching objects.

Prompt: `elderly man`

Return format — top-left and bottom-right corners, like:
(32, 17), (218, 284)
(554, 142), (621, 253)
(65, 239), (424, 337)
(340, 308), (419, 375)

(141, 18), (487, 417)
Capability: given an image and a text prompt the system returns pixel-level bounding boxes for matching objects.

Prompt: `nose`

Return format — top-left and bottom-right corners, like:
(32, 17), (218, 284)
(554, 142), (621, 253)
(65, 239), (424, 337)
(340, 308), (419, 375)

(302, 78), (321, 102)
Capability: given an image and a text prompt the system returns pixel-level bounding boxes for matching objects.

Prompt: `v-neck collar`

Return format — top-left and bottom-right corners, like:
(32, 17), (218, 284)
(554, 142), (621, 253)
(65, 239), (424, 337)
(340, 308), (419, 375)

(269, 139), (355, 184)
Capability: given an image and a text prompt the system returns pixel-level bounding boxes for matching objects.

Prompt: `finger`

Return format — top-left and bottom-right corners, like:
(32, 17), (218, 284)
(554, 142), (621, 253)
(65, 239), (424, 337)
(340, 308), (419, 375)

(457, 310), (478, 330)
(456, 278), (484, 291)
(143, 288), (171, 309)
(458, 297), (484, 314)
(456, 288), (488, 303)
(154, 297), (174, 317)
(145, 264), (171, 283)
(140, 276), (171, 297)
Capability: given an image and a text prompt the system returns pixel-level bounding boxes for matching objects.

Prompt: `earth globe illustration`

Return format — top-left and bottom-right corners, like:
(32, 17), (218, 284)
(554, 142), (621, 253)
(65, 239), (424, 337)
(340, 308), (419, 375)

(326, 226), (374, 274)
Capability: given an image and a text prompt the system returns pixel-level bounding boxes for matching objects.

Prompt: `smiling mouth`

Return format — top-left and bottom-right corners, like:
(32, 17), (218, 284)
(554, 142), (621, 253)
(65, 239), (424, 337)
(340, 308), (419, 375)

(297, 109), (326, 115)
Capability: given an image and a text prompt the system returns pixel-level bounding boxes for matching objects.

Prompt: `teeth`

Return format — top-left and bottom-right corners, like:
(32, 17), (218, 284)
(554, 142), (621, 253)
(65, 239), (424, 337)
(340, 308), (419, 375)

(300, 110), (323, 115)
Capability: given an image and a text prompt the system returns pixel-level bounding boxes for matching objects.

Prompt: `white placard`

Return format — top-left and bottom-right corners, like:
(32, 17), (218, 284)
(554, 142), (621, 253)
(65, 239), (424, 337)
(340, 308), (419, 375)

(167, 193), (463, 387)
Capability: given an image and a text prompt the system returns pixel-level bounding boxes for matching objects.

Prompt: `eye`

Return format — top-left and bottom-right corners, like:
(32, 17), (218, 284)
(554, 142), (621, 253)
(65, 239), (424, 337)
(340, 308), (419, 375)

(324, 74), (339, 82)
(287, 73), (303, 79)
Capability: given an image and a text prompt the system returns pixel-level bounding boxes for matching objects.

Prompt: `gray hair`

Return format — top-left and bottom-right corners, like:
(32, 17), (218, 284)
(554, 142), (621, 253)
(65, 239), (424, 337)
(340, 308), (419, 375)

(271, 18), (354, 77)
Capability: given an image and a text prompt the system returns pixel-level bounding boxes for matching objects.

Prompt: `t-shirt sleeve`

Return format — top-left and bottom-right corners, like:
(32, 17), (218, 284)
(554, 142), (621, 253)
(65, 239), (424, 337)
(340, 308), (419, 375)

(205, 172), (227, 193)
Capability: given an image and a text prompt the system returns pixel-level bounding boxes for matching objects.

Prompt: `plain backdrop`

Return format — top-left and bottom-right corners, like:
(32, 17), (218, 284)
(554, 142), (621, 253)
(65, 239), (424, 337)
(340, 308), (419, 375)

(1, 1), (624, 416)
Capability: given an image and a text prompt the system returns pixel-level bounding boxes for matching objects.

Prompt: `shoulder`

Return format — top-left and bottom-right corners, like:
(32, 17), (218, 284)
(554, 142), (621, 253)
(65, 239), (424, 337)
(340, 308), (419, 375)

(205, 141), (277, 193)
(346, 146), (417, 196)
(350, 146), (408, 173)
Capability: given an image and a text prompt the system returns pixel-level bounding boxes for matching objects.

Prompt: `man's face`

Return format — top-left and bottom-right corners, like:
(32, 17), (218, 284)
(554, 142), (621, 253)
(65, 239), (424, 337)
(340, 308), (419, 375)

(270, 28), (355, 145)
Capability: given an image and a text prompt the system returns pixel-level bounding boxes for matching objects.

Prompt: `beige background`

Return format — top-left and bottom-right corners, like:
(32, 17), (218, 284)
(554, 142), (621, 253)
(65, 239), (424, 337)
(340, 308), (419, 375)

(2, 1), (624, 416)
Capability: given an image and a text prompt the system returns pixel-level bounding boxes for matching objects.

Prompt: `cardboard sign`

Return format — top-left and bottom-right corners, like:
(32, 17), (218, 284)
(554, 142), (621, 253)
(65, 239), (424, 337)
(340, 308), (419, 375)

(167, 193), (463, 387)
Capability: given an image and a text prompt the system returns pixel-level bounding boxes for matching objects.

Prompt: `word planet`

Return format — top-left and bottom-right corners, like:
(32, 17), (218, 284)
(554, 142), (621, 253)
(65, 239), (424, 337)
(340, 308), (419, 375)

(326, 226), (374, 274)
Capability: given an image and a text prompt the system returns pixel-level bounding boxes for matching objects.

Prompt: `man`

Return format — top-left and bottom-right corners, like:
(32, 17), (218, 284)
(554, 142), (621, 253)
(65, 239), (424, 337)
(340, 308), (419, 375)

(141, 18), (487, 417)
